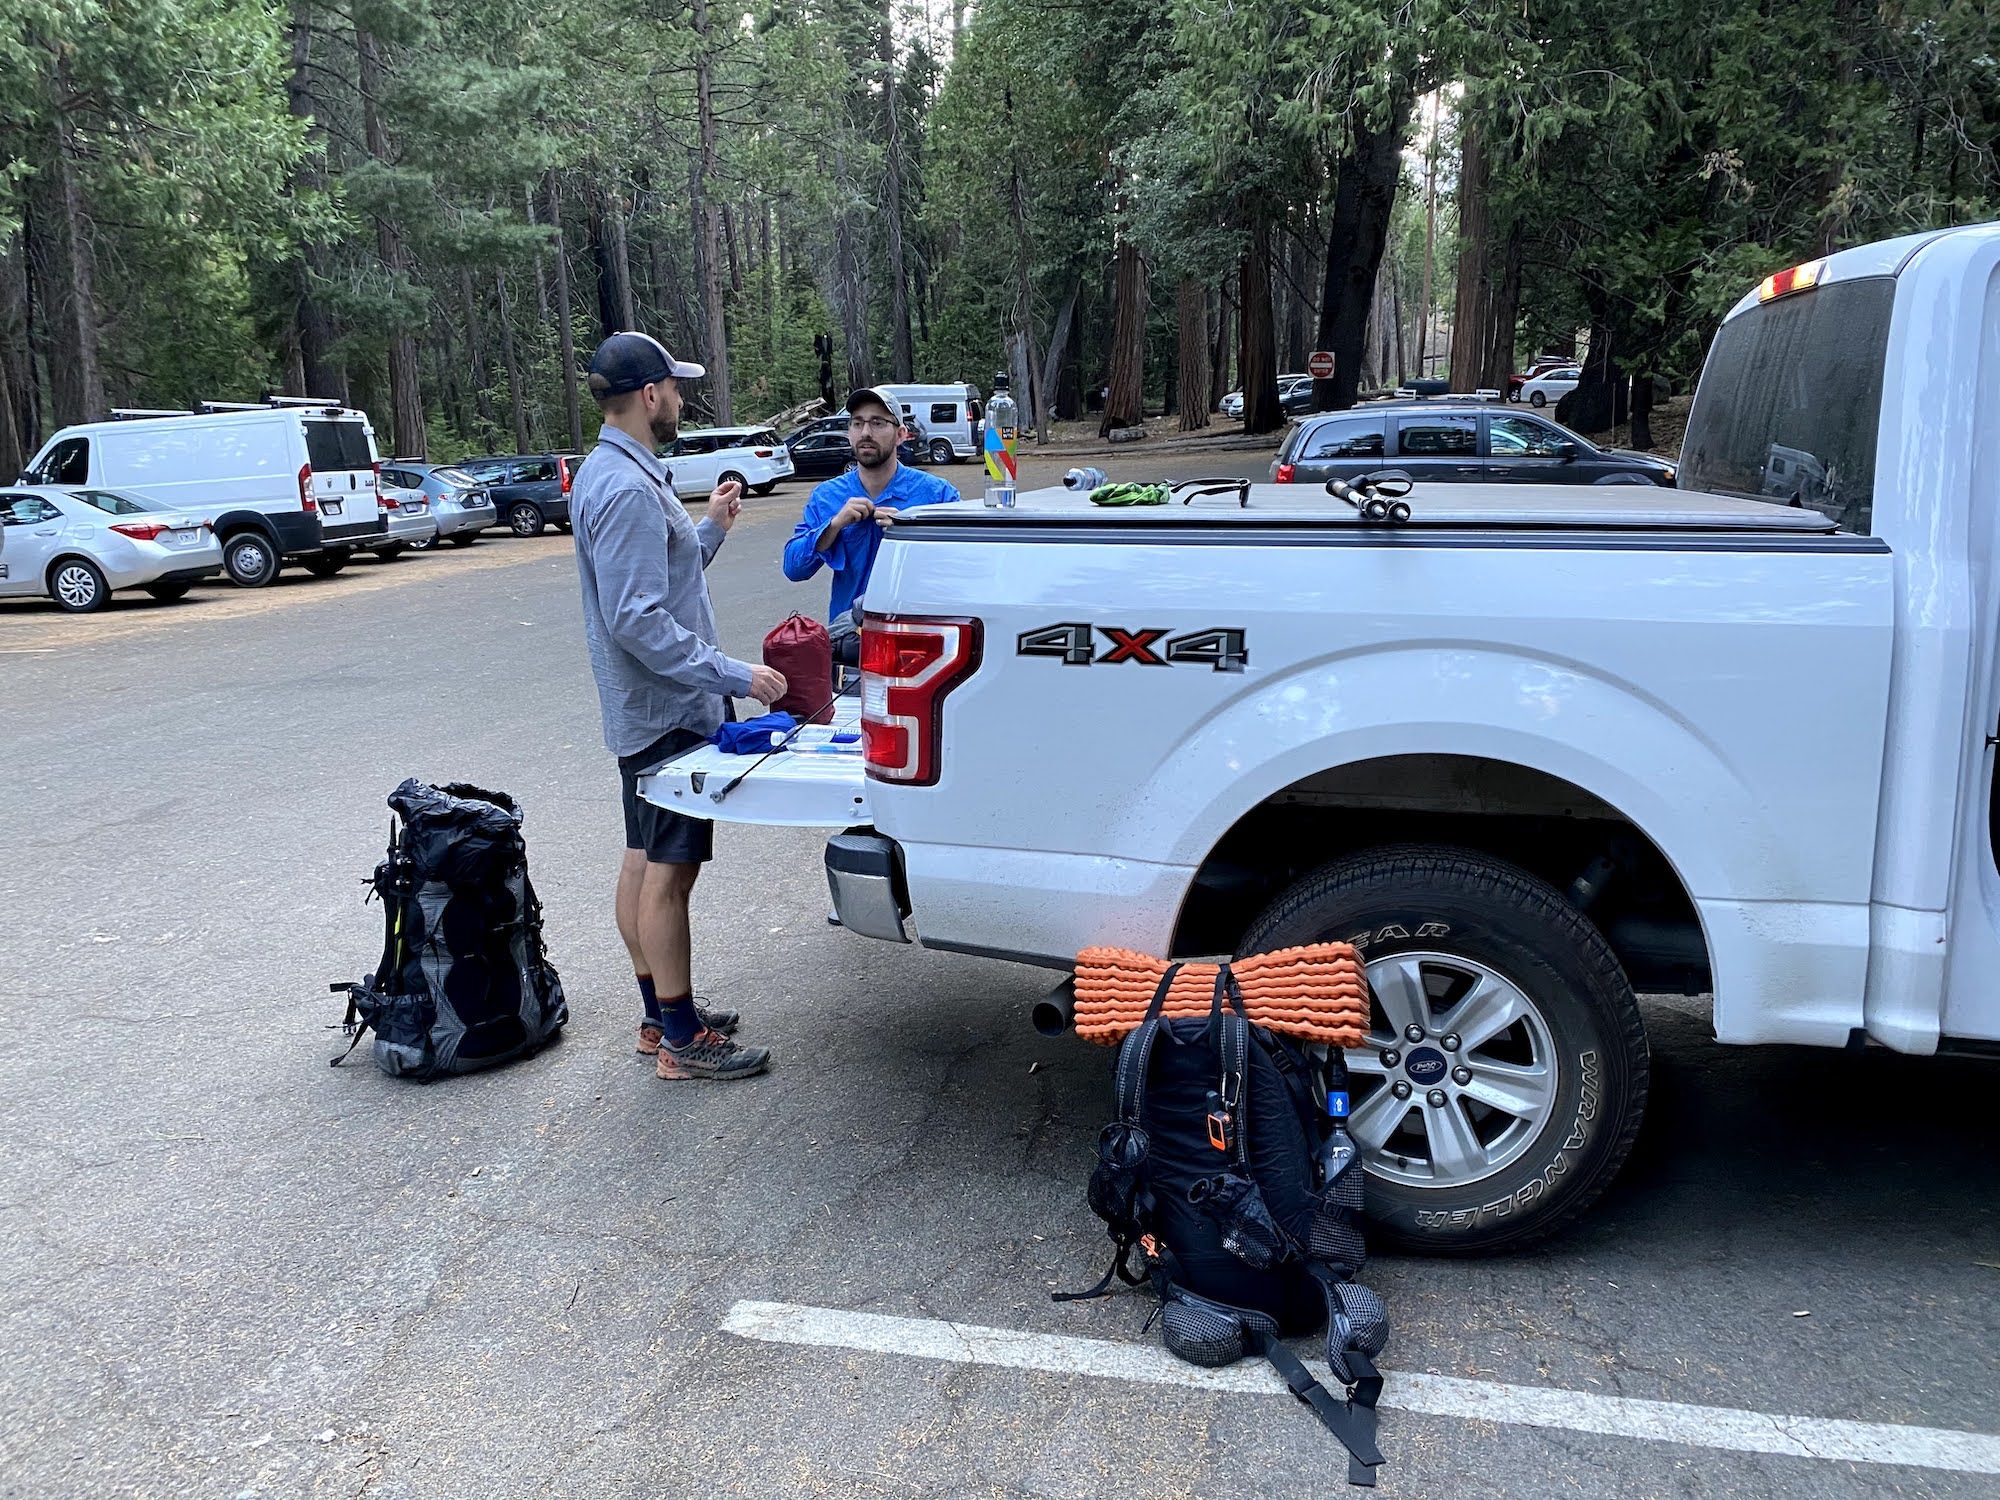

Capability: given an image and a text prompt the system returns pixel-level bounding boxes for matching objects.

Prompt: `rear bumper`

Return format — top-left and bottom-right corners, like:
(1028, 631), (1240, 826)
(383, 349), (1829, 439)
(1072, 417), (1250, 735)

(825, 832), (910, 943)
(379, 510), (437, 546)
(436, 503), (496, 537)
(321, 514), (388, 547)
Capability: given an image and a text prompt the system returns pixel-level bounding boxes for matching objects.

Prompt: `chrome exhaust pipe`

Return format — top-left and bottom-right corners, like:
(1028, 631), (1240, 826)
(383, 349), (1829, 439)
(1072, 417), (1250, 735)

(1032, 979), (1077, 1037)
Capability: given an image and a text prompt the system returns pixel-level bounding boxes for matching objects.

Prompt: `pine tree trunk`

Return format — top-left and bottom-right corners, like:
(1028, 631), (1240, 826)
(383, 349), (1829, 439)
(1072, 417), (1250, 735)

(356, 24), (424, 457)
(1175, 279), (1211, 433)
(606, 187), (637, 329)
(1238, 220), (1281, 433)
(545, 172), (583, 450)
(284, 1), (337, 398)
(831, 149), (871, 393)
(0, 236), (28, 479)
(458, 270), (495, 431)
(1484, 219), (1522, 389)
(1211, 281), (1232, 413)
(1314, 91), (1414, 410)
(881, 6), (915, 384)
(1628, 370), (1655, 451)
(527, 184), (550, 326)
(1099, 239), (1146, 436)
(1000, 87), (1041, 431)
(690, 0), (732, 422)
(721, 203), (741, 294)
(495, 272), (530, 452)
(42, 74), (105, 425)
(1448, 111), (1491, 393)
(1035, 278), (1080, 443)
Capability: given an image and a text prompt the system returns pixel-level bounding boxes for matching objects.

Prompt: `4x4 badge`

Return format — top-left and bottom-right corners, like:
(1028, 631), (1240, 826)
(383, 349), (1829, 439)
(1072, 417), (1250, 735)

(1018, 623), (1247, 673)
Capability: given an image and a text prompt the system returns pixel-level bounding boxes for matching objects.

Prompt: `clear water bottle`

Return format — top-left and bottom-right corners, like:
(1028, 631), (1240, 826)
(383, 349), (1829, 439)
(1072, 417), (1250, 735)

(983, 374), (1019, 508)
(1063, 466), (1107, 492)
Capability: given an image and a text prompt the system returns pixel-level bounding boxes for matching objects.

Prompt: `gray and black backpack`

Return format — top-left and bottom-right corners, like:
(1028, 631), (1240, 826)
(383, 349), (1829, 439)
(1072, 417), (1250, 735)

(1058, 964), (1389, 1486)
(331, 779), (568, 1081)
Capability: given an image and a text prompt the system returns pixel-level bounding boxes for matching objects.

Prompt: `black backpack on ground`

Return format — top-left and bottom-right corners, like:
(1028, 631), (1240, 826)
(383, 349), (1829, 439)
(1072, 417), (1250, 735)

(1059, 965), (1389, 1486)
(330, 779), (568, 1081)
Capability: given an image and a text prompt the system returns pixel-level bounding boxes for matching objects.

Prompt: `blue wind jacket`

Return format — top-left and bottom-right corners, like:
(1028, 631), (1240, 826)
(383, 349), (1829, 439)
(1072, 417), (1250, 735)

(781, 463), (959, 623)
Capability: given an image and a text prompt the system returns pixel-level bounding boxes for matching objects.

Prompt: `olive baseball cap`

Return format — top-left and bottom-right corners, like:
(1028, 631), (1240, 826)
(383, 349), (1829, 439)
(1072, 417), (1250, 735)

(586, 331), (705, 398)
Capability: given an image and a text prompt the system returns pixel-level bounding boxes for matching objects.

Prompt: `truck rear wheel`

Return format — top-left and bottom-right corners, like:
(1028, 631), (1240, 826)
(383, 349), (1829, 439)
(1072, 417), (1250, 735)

(1238, 845), (1648, 1255)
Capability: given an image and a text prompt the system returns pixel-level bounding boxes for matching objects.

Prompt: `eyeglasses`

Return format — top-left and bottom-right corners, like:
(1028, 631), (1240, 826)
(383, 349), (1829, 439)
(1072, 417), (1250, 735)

(848, 418), (899, 434)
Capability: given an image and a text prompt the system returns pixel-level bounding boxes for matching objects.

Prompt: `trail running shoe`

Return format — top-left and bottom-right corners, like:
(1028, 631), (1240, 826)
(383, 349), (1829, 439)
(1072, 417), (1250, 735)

(636, 1001), (741, 1055)
(656, 1027), (770, 1081)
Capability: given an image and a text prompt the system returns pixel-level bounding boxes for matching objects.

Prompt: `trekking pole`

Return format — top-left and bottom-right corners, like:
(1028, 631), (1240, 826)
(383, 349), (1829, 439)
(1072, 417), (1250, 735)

(709, 677), (862, 804)
(1325, 469), (1415, 525)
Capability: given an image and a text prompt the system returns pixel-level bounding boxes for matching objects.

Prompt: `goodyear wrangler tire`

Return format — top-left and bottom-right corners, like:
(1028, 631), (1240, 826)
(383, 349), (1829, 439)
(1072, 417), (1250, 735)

(1239, 845), (1648, 1255)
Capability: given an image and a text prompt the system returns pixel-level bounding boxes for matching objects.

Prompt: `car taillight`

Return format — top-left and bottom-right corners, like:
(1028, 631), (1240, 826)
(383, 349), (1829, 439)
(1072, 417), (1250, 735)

(754, 448), (773, 458)
(859, 615), (982, 786)
(110, 521), (170, 542)
(1275, 462), (1296, 483)
(298, 462), (315, 513)
(559, 456), (573, 493)
(371, 460), (382, 485)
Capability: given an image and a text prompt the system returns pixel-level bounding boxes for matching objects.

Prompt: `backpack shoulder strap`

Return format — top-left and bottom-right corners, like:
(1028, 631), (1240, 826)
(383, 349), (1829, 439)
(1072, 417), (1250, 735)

(1114, 963), (1184, 1125)
(1252, 1323), (1384, 1486)
(1208, 967), (1252, 1165)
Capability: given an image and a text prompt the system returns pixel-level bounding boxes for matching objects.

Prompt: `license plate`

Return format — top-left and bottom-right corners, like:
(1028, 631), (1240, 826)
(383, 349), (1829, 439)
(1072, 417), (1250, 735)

(168, 529), (200, 547)
(323, 500), (343, 517)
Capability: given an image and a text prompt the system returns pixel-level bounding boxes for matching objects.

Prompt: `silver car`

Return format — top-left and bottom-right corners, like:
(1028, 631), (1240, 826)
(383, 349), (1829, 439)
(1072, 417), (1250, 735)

(378, 462), (498, 548)
(0, 485), (221, 612)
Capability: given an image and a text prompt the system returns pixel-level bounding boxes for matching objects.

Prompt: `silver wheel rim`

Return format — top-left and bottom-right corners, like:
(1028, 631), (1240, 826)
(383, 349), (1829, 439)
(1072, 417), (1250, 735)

(931, 441), (952, 463)
(232, 541), (269, 579)
(55, 565), (97, 608)
(511, 506), (538, 533)
(1345, 950), (1560, 1190)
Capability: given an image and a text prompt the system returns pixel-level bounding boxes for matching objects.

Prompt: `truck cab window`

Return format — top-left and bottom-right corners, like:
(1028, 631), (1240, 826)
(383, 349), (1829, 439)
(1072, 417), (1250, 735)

(28, 437), (89, 486)
(1679, 275), (1893, 534)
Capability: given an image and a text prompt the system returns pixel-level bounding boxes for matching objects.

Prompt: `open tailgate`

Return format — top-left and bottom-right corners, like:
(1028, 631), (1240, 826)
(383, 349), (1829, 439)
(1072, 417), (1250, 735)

(634, 699), (870, 827)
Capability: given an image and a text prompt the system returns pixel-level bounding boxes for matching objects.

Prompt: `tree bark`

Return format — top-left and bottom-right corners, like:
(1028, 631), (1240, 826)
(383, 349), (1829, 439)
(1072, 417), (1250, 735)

(356, 24), (424, 457)
(41, 67), (105, 425)
(606, 186), (637, 329)
(690, 0), (732, 422)
(1313, 91), (1415, 410)
(1628, 370), (1655, 451)
(284, 1), (336, 398)
(1099, 238), (1147, 436)
(1448, 110), (1491, 393)
(831, 143), (871, 393)
(527, 183), (550, 326)
(458, 270), (496, 431)
(494, 272), (530, 452)
(1238, 219), (1281, 432)
(545, 172), (583, 449)
(881, 6), (915, 384)
(1210, 281), (1232, 412)
(1035, 278), (1080, 443)
(1176, 278), (1211, 433)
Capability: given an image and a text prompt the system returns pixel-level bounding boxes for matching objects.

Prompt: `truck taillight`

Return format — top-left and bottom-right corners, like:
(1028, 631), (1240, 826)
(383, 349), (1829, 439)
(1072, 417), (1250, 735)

(1757, 257), (1825, 303)
(1275, 462), (1296, 483)
(859, 615), (981, 786)
(298, 462), (315, 513)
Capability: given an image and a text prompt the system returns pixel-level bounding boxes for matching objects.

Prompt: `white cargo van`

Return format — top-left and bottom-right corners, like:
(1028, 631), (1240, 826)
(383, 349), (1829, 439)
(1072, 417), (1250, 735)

(875, 383), (982, 464)
(18, 400), (385, 587)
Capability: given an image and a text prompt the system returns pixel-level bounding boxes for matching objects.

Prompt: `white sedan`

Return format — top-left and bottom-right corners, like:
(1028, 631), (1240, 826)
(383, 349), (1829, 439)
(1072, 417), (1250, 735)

(1519, 366), (1582, 407)
(0, 485), (221, 612)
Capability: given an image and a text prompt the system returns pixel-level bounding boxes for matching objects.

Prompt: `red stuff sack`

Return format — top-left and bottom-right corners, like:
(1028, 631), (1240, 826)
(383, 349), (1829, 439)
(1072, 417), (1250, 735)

(763, 613), (833, 723)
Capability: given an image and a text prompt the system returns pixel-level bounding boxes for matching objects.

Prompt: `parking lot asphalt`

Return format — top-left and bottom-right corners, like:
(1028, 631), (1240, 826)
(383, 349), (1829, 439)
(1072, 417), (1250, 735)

(3, 448), (1997, 1499)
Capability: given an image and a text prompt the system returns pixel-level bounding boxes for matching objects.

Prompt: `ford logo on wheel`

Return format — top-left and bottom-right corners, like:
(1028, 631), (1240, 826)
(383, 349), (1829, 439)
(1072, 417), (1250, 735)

(1405, 1047), (1448, 1086)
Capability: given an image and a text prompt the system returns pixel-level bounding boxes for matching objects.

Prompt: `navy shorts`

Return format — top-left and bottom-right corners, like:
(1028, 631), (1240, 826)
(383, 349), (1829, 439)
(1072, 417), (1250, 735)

(618, 727), (715, 865)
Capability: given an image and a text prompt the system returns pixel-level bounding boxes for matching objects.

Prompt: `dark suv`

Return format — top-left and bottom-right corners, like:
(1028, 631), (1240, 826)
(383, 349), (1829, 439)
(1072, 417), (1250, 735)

(457, 452), (584, 535)
(1271, 403), (1675, 489)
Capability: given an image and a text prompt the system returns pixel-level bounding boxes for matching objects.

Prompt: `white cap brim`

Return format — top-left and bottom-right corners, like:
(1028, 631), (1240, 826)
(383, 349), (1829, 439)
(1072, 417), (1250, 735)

(669, 359), (705, 380)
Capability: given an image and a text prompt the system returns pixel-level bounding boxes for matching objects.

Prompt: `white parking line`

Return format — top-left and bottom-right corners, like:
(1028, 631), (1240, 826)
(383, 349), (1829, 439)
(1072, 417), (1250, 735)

(721, 1300), (2000, 1477)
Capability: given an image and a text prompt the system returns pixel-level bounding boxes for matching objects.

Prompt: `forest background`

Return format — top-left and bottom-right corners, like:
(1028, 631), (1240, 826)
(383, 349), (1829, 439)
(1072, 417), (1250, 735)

(3, 0), (1994, 470)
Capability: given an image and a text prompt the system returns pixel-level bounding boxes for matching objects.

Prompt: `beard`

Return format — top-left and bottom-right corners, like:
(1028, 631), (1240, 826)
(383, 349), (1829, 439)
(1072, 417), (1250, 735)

(853, 439), (893, 471)
(649, 404), (680, 446)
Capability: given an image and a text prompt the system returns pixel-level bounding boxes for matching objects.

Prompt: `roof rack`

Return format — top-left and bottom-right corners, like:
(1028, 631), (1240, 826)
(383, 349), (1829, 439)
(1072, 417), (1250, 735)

(260, 395), (347, 408)
(1389, 388), (1505, 403)
(108, 407), (190, 421)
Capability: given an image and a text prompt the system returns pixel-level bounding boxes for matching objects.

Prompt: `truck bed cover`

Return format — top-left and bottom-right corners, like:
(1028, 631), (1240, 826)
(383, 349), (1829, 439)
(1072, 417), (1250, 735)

(895, 483), (1839, 532)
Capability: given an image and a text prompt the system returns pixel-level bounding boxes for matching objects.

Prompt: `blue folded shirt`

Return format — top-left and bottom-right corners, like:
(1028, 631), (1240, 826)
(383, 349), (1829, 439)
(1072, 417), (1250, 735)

(713, 712), (798, 754)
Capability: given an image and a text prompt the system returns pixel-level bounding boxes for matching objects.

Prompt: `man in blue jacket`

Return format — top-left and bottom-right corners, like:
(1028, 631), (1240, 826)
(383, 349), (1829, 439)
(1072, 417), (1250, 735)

(782, 388), (959, 647)
(572, 331), (786, 1083)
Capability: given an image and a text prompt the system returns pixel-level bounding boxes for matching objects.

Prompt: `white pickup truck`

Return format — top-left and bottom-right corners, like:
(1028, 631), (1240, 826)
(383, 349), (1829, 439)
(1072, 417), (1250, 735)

(646, 222), (2000, 1253)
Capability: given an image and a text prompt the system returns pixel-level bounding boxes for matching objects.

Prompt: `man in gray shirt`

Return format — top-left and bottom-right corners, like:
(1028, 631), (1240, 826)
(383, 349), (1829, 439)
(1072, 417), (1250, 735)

(572, 331), (785, 1082)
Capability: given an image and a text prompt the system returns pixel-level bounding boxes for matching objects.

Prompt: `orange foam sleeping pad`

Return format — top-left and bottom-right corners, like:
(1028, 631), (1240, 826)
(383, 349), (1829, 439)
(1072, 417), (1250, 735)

(1073, 945), (1371, 1048)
